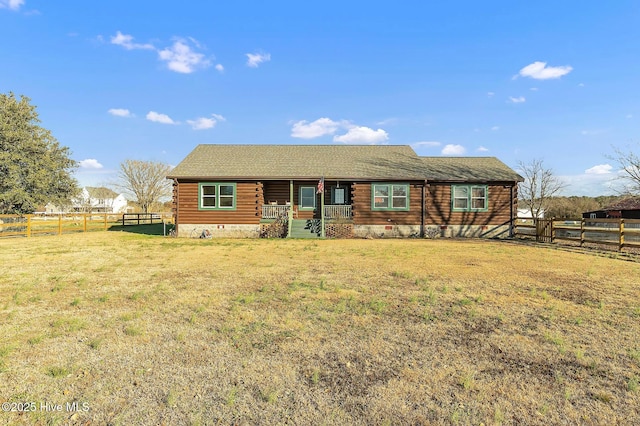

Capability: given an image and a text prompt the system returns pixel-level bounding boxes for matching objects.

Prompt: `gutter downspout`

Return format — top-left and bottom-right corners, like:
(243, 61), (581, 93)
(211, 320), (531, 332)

(173, 179), (179, 236)
(510, 183), (515, 238)
(421, 180), (427, 238)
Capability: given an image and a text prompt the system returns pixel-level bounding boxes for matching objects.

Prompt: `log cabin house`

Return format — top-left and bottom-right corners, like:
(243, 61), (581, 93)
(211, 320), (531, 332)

(167, 145), (523, 238)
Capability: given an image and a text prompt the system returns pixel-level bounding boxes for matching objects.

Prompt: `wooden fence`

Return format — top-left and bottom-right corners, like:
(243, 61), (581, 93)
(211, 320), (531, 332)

(515, 218), (640, 252)
(0, 212), (173, 238)
(0, 213), (118, 238)
(121, 213), (168, 225)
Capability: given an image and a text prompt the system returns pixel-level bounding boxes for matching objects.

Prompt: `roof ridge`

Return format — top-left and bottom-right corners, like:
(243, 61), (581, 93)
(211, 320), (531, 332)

(419, 156), (499, 159)
(196, 143), (413, 147)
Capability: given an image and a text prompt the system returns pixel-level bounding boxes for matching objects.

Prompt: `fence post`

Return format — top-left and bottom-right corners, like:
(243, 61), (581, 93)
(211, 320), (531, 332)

(26, 214), (32, 237)
(551, 217), (556, 243)
(104, 213), (107, 230)
(58, 214), (62, 235)
(580, 219), (585, 247)
(83, 214), (87, 232)
(137, 214), (141, 225)
(619, 219), (625, 252)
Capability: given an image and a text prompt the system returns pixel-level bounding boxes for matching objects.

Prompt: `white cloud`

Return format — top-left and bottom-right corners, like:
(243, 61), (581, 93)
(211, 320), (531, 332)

(411, 141), (441, 148)
(215, 64), (224, 73)
(558, 171), (623, 196)
(246, 52), (271, 68)
(578, 83), (585, 87)
(108, 108), (133, 118)
(530, 87), (539, 91)
(79, 159), (104, 169)
(146, 111), (176, 125)
(491, 126), (500, 131)
(508, 96), (526, 103)
(109, 32), (214, 74)
(441, 144), (466, 156)
(626, 114), (633, 119)
(487, 92), (495, 97)
(585, 164), (613, 175)
(187, 114), (226, 130)
(290, 117), (388, 144)
(110, 31), (154, 50)
(580, 129), (606, 136)
(477, 146), (489, 152)
(376, 117), (399, 126)
(0, 0), (25, 10)
(158, 39), (211, 74)
(291, 118), (341, 139)
(518, 61), (573, 80)
(333, 126), (388, 144)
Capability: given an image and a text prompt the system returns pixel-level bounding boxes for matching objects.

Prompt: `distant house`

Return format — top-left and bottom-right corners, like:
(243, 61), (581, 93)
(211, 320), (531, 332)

(517, 208), (545, 220)
(72, 187), (130, 213)
(168, 144), (523, 238)
(583, 197), (640, 219)
(44, 187), (130, 213)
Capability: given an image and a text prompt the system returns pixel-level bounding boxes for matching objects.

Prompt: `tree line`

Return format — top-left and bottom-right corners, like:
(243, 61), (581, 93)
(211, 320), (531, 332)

(543, 195), (629, 219)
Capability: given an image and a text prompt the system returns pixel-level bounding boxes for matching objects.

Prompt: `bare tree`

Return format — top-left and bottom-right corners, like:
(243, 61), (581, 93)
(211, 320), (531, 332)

(518, 159), (566, 223)
(609, 144), (640, 195)
(115, 160), (172, 213)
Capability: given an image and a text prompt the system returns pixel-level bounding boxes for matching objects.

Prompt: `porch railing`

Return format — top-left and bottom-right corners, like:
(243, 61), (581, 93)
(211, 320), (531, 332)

(324, 205), (352, 219)
(262, 204), (291, 219)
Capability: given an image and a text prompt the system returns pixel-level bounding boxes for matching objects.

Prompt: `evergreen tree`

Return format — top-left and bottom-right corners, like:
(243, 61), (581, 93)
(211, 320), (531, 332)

(0, 92), (79, 214)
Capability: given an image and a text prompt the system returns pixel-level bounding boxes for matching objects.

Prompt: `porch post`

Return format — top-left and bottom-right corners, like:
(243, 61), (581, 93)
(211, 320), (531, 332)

(288, 180), (294, 238)
(320, 184), (326, 238)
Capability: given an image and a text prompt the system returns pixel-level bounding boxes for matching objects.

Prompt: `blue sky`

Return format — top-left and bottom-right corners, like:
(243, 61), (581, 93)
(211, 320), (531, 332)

(2, 1), (639, 196)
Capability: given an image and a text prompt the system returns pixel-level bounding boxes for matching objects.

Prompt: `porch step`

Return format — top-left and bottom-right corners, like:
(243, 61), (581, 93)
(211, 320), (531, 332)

(289, 219), (321, 238)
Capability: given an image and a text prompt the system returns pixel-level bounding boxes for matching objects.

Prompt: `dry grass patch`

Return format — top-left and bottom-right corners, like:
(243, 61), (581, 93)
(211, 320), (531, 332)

(0, 232), (639, 424)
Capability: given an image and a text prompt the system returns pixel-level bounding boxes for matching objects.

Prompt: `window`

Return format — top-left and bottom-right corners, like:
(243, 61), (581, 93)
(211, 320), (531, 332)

(299, 186), (316, 210)
(201, 185), (217, 207)
(371, 183), (409, 211)
(219, 185), (234, 207)
(199, 183), (236, 210)
(451, 185), (488, 212)
(332, 187), (346, 204)
(452, 186), (468, 210)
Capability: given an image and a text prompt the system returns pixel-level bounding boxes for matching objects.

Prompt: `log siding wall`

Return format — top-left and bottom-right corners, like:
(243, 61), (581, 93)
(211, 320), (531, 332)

(352, 182), (423, 225)
(174, 179), (519, 231)
(175, 180), (262, 225)
(425, 183), (515, 225)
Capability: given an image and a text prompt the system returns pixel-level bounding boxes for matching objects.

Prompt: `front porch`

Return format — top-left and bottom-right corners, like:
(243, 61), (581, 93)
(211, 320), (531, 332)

(261, 179), (353, 221)
(259, 180), (353, 238)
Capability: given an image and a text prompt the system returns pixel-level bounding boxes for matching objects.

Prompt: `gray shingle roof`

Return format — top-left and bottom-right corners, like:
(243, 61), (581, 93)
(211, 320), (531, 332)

(419, 157), (524, 182)
(168, 144), (427, 180)
(167, 144), (523, 182)
(86, 187), (119, 198)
